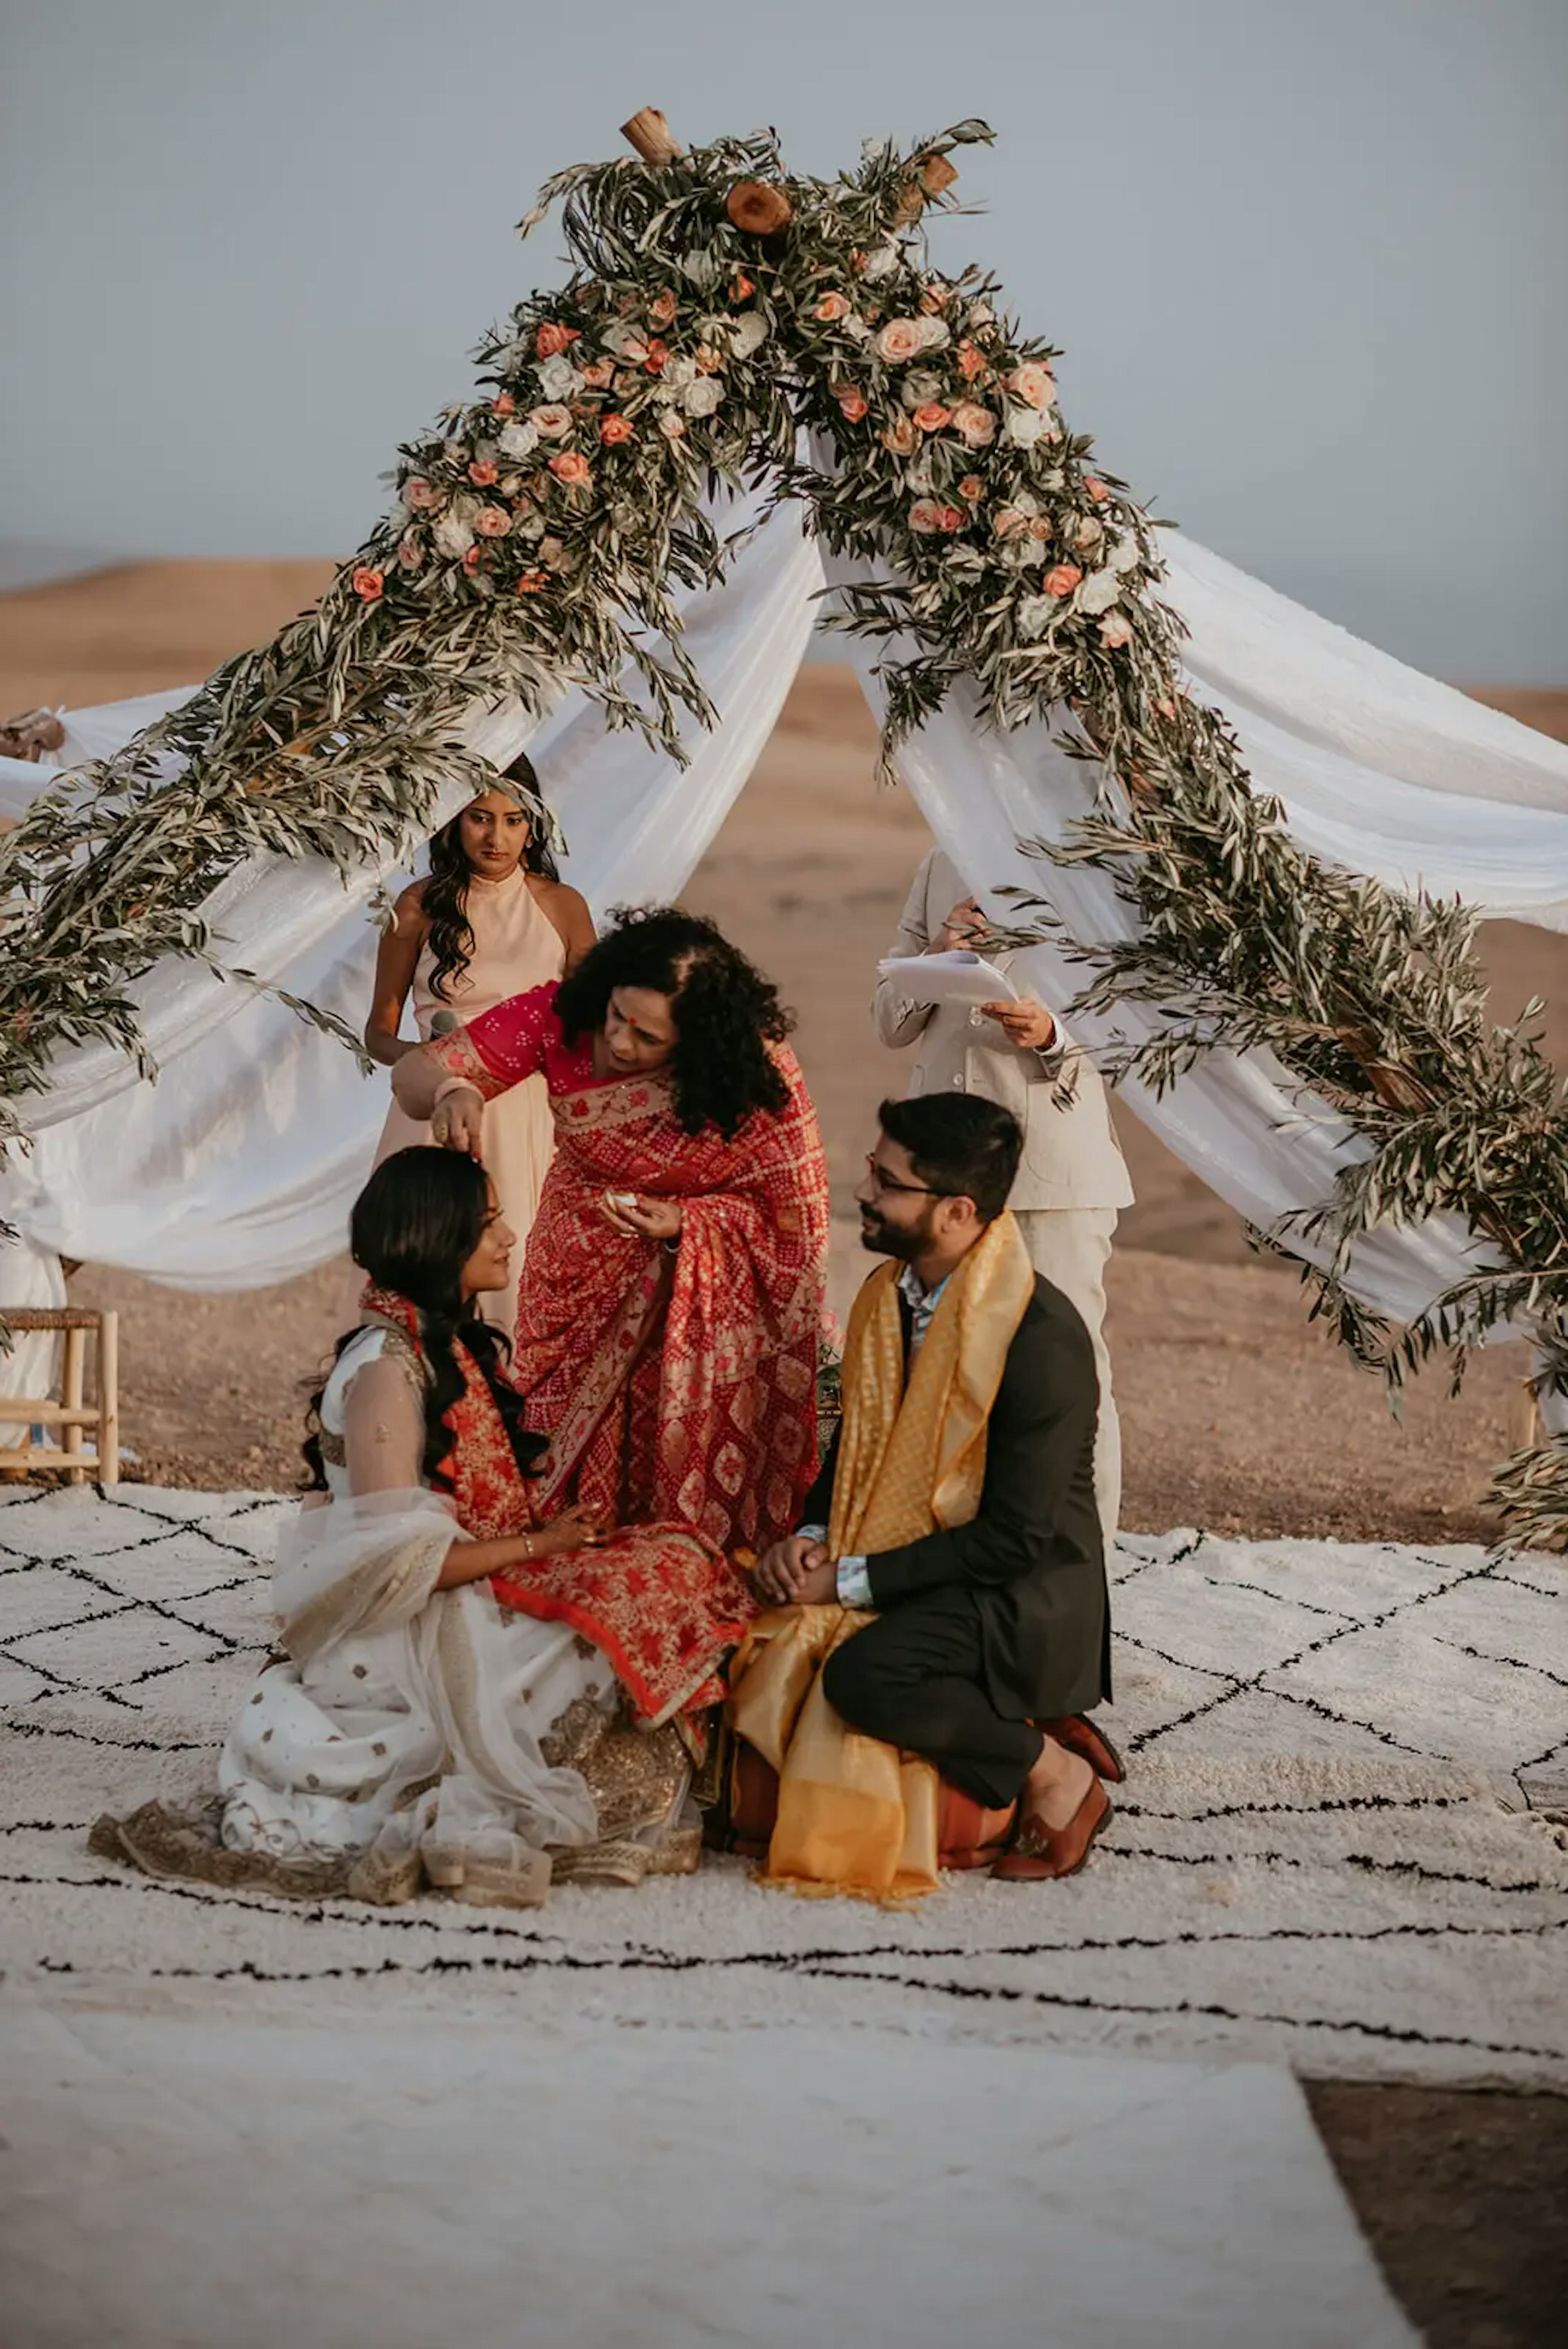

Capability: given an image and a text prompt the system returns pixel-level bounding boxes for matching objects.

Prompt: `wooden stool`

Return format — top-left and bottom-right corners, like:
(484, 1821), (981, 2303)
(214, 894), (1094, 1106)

(0, 1307), (119, 1485)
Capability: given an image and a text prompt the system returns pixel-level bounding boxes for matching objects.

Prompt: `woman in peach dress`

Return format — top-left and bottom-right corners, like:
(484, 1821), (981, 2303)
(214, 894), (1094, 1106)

(366, 752), (594, 1335)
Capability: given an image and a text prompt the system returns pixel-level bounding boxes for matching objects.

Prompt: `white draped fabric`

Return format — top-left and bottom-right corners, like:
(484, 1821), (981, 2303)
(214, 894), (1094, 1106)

(2, 509), (1563, 1332)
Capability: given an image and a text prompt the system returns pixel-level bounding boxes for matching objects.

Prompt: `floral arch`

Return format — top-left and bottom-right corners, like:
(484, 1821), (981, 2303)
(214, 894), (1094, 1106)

(3, 115), (1566, 1543)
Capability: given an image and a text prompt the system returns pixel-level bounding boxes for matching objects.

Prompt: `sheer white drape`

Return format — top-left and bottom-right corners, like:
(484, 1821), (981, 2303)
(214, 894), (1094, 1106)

(2, 508), (1562, 1323)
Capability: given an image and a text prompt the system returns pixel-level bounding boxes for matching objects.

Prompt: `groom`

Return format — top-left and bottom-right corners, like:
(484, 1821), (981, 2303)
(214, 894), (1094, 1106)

(752, 1094), (1118, 1881)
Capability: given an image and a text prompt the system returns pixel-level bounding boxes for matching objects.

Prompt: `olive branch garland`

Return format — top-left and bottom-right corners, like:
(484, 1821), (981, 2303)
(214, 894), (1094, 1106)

(1, 117), (1563, 1541)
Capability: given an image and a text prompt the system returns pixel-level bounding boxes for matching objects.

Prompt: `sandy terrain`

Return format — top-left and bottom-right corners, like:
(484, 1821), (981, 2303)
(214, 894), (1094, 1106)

(4, 561), (1567, 2345)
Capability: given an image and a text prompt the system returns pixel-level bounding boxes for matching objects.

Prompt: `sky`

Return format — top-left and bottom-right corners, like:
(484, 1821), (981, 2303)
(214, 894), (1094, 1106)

(2, 0), (1564, 679)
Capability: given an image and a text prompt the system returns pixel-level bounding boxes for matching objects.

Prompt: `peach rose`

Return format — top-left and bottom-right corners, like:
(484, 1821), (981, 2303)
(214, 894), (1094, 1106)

(880, 414), (918, 456)
(538, 536), (568, 570)
(643, 338), (668, 374)
(835, 386), (869, 421)
(490, 392), (516, 418)
(402, 476), (440, 511)
(579, 358), (616, 390)
(1043, 562), (1083, 599)
(1007, 363), (1057, 411)
(950, 400), (996, 448)
(468, 458), (499, 488)
(396, 534), (424, 570)
(731, 272), (755, 300)
(658, 411), (686, 441)
(1085, 476), (1111, 503)
(993, 506), (1029, 539)
(814, 291), (853, 322)
(649, 288), (678, 327)
(461, 545), (485, 575)
(352, 566), (384, 601)
(535, 322), (581, 359)
(529, 404), (573, 439)
(474, 504), (512, 537)
(1074, 515), (1104, 552)
(913, 402), (951, 434)
(1098, 612), (1134, 649)
(874, 317), (927, 365)
(1156, 695), (1178, 719)
(909, 499), (964, 535)
(957, 341), (987, 381)
(920, 283), (949, 316)
(613, 369), (641, 398)
(959, 474), (984, 503)
(695, 343), (723, 374)
(599, 414), (635, 445)
(516, 570), (549, 595)
(548, 451), (592, 488)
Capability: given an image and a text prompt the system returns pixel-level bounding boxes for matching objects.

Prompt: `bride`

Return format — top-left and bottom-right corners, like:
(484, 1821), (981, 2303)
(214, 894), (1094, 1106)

(95, 1147), (756, 1907)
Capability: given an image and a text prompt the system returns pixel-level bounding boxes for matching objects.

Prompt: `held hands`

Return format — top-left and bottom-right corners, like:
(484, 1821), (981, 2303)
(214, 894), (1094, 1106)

(600, 1191), (684, 1244)
(430, 1083), (485, 1156)
(753, 1535), (838, 1608)
(980, 997), (1057, 1052)
(534, 1503), (608, 1559)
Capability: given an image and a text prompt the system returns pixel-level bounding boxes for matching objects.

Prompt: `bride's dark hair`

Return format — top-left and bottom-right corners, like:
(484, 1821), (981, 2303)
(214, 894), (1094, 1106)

(301, 1148), (543, 1491)
(423, 751), (558, 1005)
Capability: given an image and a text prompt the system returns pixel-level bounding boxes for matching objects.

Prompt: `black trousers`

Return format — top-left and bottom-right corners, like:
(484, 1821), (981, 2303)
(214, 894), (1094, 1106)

(820, 1585), (1044, 1810)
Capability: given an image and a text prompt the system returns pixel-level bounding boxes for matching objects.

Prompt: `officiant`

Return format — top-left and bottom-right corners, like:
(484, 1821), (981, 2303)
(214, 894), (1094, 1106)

(873, 846), (1132, 1543)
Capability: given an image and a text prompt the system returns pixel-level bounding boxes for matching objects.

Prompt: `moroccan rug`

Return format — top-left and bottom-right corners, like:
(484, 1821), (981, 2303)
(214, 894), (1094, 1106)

(2, 1484), (1564, 2090)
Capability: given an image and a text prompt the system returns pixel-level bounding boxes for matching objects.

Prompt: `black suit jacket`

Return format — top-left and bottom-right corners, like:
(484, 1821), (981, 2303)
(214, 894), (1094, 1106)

(805, 1271), (1111, 1721)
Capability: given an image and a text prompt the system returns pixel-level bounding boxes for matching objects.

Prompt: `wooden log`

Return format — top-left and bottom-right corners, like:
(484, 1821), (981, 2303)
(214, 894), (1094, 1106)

(98, 1311), (119, 1488)
(726, 180), (793, 236)
(895, 150), (960, 226)
(61, 1324), (85, 1484)
(621, 108), (684, 164)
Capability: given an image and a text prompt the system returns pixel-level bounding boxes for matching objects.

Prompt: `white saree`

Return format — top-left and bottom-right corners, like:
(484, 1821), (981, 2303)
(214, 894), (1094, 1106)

(100, 1329), (698, 1907)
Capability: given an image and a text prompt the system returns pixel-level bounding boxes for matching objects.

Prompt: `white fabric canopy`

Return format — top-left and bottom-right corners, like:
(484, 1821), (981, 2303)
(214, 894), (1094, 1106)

(2, 511), (1562, 1327)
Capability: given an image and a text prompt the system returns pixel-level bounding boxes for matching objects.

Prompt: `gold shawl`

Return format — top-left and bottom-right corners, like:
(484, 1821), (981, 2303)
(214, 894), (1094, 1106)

(727, 1209), (1036, 1900)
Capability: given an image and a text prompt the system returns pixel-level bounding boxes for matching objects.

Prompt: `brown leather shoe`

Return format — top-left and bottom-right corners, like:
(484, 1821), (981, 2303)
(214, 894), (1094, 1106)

(991, 1774), (1111, 1882)
(1038, 1713), (1126, 1784)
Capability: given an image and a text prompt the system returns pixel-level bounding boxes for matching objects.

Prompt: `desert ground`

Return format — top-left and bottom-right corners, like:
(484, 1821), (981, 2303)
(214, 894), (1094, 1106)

(4, 559), (1567, 2344)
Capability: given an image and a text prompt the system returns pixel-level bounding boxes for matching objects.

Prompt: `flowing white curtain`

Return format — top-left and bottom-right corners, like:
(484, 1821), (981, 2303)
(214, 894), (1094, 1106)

(2, 509), (1563, 1323)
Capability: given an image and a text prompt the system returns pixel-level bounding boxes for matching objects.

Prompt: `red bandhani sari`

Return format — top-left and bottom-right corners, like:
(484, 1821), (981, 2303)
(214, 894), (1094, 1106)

(427, 983), (831, 1553)
(361, 1285), (755, 1729)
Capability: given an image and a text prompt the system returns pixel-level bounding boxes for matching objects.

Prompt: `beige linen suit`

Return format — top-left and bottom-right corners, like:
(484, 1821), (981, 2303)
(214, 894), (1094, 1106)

(873, 847), (1134, 1540)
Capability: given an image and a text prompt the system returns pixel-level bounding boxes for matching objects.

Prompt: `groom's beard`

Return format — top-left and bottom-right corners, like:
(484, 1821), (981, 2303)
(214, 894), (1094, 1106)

(859, 1201), (937, 1262)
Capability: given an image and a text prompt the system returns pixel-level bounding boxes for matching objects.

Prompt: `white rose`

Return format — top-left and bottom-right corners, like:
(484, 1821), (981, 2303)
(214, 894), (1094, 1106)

(915, 316), (951, 351)
(1004, 403), (1046, 448)
(535, 353), (582, 402)
(728, 313), (769, 360)
(904, 368), (945, 405)
(684, 376), (723, 417)
(1076, 567), (1123, 616)
(662, 352), (699, 391)
(432, 503), (477, 561)
(1109, 532), (1142, 574)
(601, 320), (647, 360)
(904, 454), (936, 494)
(498, 417), (539, 461)
(1017, 594), (1056, 640)
(966, 301), (996, 331)
(514, 507), (547, 541)
(840, 311), (872, 342)
(680, 250), (722, 289)
(862, 242), (902, 281)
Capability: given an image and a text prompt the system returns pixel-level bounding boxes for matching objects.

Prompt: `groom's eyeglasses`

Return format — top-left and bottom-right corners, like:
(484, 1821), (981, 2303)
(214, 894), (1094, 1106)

(864, 1154), (945, 1200)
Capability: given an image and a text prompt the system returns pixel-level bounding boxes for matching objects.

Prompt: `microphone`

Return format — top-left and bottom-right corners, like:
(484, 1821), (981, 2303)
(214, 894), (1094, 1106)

(428, 1008), (459, 1038)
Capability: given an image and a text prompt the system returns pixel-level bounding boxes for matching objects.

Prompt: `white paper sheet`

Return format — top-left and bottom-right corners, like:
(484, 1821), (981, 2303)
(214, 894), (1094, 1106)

(876, 951), (1020, 1011)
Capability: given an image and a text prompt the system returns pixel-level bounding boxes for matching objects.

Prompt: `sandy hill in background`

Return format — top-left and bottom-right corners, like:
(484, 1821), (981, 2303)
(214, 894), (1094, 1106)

(5, 559), (1568, 1539)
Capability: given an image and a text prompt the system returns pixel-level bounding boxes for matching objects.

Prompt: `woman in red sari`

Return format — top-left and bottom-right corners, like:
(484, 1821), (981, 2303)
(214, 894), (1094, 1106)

(394, 907), (831, 1555)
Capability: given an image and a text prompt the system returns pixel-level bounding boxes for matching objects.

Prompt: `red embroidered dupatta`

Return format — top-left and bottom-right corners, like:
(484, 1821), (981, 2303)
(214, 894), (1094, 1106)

(430, 991), (831, 1554)
(359, 1286), (754, 1727)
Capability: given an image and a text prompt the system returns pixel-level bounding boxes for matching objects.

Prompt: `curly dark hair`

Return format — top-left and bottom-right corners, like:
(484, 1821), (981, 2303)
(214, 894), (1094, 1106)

(302, 1148), (543, 1493)
(423, 752), (558, 1005)
(554, 906), (793, 1139)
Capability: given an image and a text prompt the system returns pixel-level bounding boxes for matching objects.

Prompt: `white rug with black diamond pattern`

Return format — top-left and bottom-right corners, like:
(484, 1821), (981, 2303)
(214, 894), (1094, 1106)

(2, 1483), (1564, 2088)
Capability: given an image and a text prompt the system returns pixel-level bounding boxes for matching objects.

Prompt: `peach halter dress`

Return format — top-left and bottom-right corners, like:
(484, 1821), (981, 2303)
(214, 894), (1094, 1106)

(373, 868), (566, 1337)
